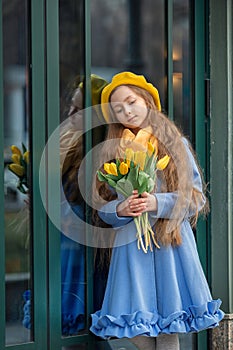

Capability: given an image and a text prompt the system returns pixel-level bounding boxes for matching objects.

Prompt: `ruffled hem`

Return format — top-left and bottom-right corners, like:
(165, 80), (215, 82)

(90, 299), (225, 339)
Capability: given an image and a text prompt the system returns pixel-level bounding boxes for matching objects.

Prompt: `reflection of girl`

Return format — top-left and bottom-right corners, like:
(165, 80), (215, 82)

(90, 72), (224, 349)
(23, 74), (108, 336)
(60, 74), (108, 335)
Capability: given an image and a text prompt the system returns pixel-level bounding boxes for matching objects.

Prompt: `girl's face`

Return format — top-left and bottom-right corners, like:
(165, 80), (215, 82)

(110, 86), (148, 131)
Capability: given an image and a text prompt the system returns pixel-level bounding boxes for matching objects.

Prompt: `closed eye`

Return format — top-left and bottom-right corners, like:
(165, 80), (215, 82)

(129, 99), (136, 105)
(115, 108), (123, 114)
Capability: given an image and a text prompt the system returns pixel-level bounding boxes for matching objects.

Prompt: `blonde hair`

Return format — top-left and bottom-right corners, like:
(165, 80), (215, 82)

(94, 85), (209, 246)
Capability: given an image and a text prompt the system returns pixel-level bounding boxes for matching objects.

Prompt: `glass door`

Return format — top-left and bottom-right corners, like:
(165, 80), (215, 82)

(90, 0), (208, 349)
(0, 0), (208, 349)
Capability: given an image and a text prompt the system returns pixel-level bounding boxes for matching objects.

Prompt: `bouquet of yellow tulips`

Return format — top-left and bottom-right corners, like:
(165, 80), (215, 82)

(97, 141), (170, 253)
(8, 143), (29, 194)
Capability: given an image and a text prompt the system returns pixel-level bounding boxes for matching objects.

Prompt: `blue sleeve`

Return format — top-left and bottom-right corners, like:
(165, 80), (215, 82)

(98, 194), (133, 228)
(150, 138), (206, 220)
(183, 137), (203, 193)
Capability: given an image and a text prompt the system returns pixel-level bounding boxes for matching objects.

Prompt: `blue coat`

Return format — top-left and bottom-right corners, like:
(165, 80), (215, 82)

(90, 139), (224, 339)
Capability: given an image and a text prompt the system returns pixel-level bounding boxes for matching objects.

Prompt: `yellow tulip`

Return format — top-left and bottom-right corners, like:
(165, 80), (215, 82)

(156, 155), (170, 170)
(12, 154), (21, 164)
(119, 162), (129, 175)
(104, 163), (111, 174)
(134, 151), (146, 170)
(125, 148), (134, 167)
(11, 145), (22, 156)
(147, 141), (154, 157)
(23, 151), (29, 163)
(9, 163), (25, 177)
(103, 162), (118, 176)
(109, 162), (118, 176)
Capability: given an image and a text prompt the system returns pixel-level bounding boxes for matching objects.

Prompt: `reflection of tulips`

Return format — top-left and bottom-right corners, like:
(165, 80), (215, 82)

(9, 163), (25, 177)
(23, 151), (29, 164)
(8, 143), (29, 194)
(125, 148), (134, 167)
(12, 154), (21, 164)
(134, 151), (146, 171)
(11, 145), (22, 156)
(97, 141), (171, 253)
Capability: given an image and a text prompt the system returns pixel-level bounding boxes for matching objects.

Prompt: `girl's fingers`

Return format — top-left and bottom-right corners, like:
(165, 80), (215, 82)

(129, 200), (146, 213)
(140, 191), (149, 198)
(129, 192), (139, 201)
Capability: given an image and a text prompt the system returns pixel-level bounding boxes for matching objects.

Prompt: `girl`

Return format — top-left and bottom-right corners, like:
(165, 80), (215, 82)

(90, 71), (224, 350)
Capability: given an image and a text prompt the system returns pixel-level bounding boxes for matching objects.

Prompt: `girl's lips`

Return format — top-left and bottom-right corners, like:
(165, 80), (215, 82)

(128, 115), (137, 123)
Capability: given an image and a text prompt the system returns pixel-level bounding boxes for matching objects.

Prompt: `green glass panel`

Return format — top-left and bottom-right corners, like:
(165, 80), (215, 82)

(59, 0), (87, 338)
(3, 0), (32, 345)
(173, 0), (193, 139)
(91, 0), (166, 105)
(0, 0), (5, 348)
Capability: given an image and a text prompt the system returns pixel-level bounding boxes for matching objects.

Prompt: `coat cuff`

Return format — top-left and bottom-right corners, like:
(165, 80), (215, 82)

(98, 199), (133, 228)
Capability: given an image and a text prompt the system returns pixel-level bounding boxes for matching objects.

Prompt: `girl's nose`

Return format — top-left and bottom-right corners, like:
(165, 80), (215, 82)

(125, 106), (132, 116)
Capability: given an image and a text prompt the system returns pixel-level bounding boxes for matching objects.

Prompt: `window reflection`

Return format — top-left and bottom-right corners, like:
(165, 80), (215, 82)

(59, 0), (85, 122)
(173, 0), (193, 138)
(3, 0), (32, 345)
(91, 0), (166, 107)
(59, 0), (87, 336)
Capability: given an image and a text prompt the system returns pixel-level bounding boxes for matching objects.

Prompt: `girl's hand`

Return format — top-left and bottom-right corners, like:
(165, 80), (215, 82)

(117, 190), (157, 217)
(140, 191), (157, 212)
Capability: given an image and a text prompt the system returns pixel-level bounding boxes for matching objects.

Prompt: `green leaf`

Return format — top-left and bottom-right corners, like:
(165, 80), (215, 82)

(20, 157), (27, 169)
(21, 142), (27, 153)
(97, 171), (108, 182)
(107, 178), (117, 188)
(147, 177), (155, 193)
(108, 173), (123, 181)
(144, 155), (156, 177)
(143, 154), (150, 170)
(97, 169), (123, 183)
(116, 158), (121, 168)
(138, 171), (149, 186)
(116, 178), (134, 197)
(137, 171), (150, 194)
(17, 183), (27, 194)
(138, 182), (148, 194)
(130, 160), (135, 168)
(127, 165), (139, 189)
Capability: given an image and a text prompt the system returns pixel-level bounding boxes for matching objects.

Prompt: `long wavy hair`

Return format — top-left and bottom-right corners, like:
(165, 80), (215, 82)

(93, 85), (209, 246)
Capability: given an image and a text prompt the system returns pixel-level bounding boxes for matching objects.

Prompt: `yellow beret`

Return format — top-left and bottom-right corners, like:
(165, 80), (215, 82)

(101, 71), (161, 122)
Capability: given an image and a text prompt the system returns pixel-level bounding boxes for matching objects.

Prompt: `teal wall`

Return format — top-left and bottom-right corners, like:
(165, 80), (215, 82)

(210, 0), (233, 314)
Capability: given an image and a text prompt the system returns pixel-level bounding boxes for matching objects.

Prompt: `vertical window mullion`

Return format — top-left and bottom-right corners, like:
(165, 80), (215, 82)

(166, 0), (174, 119)
(84, 0), (94, 335)
(194, 0), (208, 348)
(45, 0), (61, 348)
(31, 0), (48, 348)
(0, 0), (6, 346)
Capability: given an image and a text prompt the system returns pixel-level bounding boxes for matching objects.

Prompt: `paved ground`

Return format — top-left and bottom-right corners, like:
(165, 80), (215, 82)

(6, 322), (195, 349)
